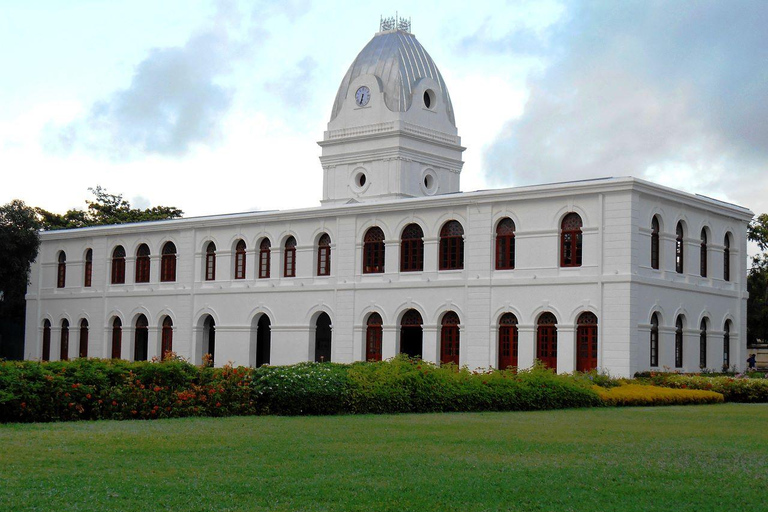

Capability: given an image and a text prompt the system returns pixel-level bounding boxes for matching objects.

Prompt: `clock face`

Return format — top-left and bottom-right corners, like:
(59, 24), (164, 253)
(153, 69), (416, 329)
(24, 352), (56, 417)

(355, 86), (370, 107)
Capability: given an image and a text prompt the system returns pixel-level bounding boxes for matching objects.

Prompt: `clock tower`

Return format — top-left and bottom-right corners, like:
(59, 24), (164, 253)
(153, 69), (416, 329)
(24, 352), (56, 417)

(318, 17), (465, 206)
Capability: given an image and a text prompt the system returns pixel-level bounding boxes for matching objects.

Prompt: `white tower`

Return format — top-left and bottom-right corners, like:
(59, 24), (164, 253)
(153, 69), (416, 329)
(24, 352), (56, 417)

(319, 18), (465, 206)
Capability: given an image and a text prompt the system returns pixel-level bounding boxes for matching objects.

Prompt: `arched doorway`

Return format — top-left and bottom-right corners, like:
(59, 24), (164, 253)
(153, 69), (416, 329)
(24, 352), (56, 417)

(366, 313), (383, 361)
(576, 312), (598, 372)
(536, 312), (557, 369)
(42, 320), (51, 361)
(161, 316), (173, 360)
(400, 309), (423, 358)
(440, 312), (460, 365)
(203, 316), (216, 366)
(134, 315), (148, 361)
(78, 319), (89, 358)
(256, 315), (271, 367)
(498, 313), (518, 369)
(60, 319), (69, 361)
(111, 317), (122, 359)
(314, 313), (332, 362)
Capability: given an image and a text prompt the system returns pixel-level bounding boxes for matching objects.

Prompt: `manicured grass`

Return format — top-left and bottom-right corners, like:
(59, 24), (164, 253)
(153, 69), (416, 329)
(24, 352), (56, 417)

(1, 405), (766, 512)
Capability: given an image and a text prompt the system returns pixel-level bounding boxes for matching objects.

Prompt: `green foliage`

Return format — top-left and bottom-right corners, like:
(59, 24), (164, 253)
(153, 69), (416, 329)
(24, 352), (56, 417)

(748, 213), (768, 344)
(643, 373), (768, 403)
(0, 200), (41, 317)
(35, 186), (183, 231)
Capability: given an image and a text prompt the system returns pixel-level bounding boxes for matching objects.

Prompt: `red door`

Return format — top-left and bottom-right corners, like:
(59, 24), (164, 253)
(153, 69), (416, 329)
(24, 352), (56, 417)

(537, 325), (557, 369)
(440, 312), (460, 365)
(366, 314), (383, 361)
(498, 325), (518, 369)
(576, 312), (598, 372)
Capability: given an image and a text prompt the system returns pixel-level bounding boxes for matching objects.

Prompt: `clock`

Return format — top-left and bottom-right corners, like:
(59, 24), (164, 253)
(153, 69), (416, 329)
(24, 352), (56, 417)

(355, 86), (370, 107)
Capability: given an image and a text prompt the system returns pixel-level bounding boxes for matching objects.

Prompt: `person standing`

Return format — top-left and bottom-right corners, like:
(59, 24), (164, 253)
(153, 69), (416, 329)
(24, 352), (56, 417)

(747, 353), (757, 370)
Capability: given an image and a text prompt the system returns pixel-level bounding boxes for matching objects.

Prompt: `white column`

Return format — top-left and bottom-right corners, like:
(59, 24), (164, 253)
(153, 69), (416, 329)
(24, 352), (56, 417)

(517, 325), (535, 369)
(422, 325), (439, 364)
(557, 325), (576, 374)
(382, 325), (398, 359)
(659, 326), (676, 370)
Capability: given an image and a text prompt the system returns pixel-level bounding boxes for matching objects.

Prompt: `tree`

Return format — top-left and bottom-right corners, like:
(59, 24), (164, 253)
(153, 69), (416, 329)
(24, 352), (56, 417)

(747, 213), (768, 345)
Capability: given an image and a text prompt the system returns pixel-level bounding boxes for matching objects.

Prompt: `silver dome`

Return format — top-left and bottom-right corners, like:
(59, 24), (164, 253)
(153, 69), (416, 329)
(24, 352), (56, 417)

(330, 30), (456, 126)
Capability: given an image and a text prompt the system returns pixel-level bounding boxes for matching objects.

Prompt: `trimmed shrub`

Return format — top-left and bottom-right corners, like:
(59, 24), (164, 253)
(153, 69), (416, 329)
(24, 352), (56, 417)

(594, 384), (724, 406)
(651, 375), (768, 403)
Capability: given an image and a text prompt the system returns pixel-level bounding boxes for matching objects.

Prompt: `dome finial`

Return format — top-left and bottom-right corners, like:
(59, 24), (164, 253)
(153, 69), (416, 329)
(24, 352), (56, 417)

(380, 13), (411, 33)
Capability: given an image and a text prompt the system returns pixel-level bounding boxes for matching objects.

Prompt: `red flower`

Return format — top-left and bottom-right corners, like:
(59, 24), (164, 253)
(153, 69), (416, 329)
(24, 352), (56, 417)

(153, 386), (161, 392)
(131, 410), (137, 415)
(20, 402), (26, 408)
(112, 400), (118, 406)
(216, 402), (221, 407)
(86, 394), (92, 399)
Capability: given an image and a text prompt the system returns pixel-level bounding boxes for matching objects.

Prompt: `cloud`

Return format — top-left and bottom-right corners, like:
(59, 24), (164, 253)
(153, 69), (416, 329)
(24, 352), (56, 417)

(482, 0), (768, 212)
(264, 57), (317, 108)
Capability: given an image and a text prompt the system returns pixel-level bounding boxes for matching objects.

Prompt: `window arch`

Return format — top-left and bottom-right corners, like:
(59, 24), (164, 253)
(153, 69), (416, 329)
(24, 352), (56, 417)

(60, 319), (69, 361)
(234, 240), (247, 279)
(365, 312), (383, 361)
(363, 227), (385, 274)
(283, 237), (297, 277)
(400, 224), (424, 272)
(161, 316), (173, 360)
(84, 249), (93, 287)
(495, 218), (516, 270)
(317, 234), (331, 276)
(576, 312), (598, 372)
(536, 312), (558, 369)
(560, 213), (583, 267)
(700, 229), (708, 278)
(439, 221), (464, 270)
(78, 319), (88, 358)
(675, 223), (684, 274)
(650, 313), (659, 367)
(134, 315), (148, 361)
(723, 233), (731, 282)
(111, 317), (122, 359)
(400, 309), (423, 358)
(651, 216), (660, 270)
(723, 320), (731, 369)
(314, 313), (332, 362)
(42, 319), (51, 361)
(161, 242), (177, 282)
(204, 242), (216, 281)
(203, 316), (216, 366)
(440, 312), (460, 366)
(498, 313), (518, 369)
(135, 244), (150, 283)
(254, 314), (271, 367)
(57, 251), (66, 288)
(675, 315), (684, 368)
(111, 246), (126, 284)
(259, 239), (271, 278)
(699, 318), (708, 369)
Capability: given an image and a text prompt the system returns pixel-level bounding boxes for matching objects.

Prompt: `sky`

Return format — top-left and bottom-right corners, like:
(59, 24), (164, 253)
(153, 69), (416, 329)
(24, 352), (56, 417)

(1, 0), (767, 227)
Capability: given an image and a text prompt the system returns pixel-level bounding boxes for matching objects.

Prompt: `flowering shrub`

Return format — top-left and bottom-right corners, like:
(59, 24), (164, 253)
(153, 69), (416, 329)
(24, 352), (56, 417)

(593, 384), (724, 406)
(647, 374), (768, 403)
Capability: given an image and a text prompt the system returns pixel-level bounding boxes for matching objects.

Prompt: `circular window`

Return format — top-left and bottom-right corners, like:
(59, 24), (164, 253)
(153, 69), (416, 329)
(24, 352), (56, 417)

(351, 169), (370, 193)
(358, 173), (367, 187)
(423, 89), (435, 110)
(421, 170), (437, 195)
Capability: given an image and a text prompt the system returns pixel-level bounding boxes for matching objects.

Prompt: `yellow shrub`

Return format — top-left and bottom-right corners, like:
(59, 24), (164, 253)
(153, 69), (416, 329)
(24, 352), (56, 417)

(593, 384), (724, 406)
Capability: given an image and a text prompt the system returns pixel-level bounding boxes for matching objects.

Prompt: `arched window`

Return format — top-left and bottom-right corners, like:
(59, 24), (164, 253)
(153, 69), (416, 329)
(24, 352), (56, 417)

(723, 320), (731, 369)
(400, 309), (423, 358)
(651, 216), (660, 270)
(650, 313), (659, 367)
(83, 249), (93, 287)
(283, 237), (296, 277)
(254, 315), (271, 367)
(111, 317), (122, 359)
(560, 213), (583, 267)
(111, 246), (126, 284)
(259, 239), (271, 278)
(161, 316), (173, 360)
(365, 312), (383, 361)
(675, 315), (684, 368)
(42, 319), (51, 361)
(675, 223), (684, 274)
(439, 220), (464, 270)
(576, 312), (598, 372)
(723, 234), (731, 282)
(699, 318), (708, 369)
(440, 312), (460, 365)
(498, 313), (518, 369)
(203, 316), (216, 366)
(57, 251), (66, 288)
(234, 240), (246, 279)
(400, 224), (424, 272)
(317, 234), (331, 276)
(135, 244), (150, 283)
(134, 315), (148, 361)
(315, 313), (332, 362)
(161, 242), (177, 282)
(60, 319), (69, 361)
(363, 227), (385, 274)
(204, 242), (216, 281)
(78, 319), (88, 358)
(700, 229), (708, 278)
(495, 218), (516, 270)
(536, 313), (558, 369)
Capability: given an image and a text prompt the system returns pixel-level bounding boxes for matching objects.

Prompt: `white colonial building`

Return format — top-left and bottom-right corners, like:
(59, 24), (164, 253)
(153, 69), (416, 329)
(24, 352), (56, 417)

(24, 22), (753, 377)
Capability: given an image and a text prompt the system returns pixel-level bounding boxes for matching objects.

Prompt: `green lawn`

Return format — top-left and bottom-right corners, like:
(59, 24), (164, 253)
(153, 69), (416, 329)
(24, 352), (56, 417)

(1, 404), (766, 512)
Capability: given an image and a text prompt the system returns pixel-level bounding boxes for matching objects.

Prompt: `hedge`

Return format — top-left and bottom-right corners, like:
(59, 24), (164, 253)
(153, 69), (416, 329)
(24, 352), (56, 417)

(593, 384), (724, 406)
(643, 374), (768, 403)
(0, 357), (603, 423)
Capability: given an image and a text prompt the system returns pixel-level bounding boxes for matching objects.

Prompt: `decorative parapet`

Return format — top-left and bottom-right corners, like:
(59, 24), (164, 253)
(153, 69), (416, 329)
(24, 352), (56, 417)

(380, 14), (411, 33)
(325, 121), (459, 145)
